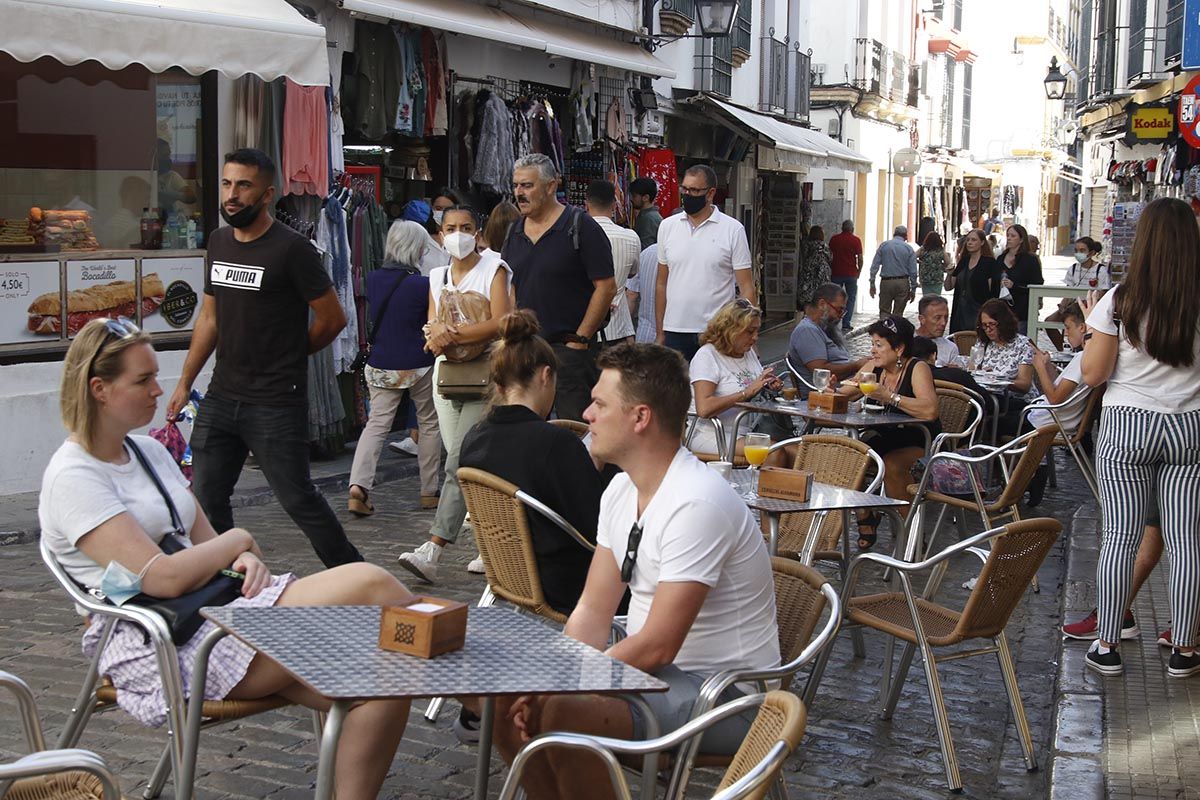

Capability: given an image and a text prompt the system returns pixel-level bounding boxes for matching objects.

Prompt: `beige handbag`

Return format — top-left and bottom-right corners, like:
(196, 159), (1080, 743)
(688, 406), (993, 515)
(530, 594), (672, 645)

(433, 272), (494, 399)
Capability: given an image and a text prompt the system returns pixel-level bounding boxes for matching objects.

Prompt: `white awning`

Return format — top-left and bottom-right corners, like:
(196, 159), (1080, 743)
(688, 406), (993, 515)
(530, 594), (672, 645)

(706, 97), (874, 173)
(342, 0), (675, 79)
(0, 0), (329, 85)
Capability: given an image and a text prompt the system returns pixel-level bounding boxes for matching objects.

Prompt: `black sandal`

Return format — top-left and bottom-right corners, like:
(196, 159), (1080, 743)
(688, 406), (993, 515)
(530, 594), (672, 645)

(856, 512), (881, 551)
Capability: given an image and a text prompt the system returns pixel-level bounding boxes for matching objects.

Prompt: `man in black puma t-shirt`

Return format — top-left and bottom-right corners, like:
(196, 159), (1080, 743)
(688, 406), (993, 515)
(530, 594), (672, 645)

(166, 148), (362, 567)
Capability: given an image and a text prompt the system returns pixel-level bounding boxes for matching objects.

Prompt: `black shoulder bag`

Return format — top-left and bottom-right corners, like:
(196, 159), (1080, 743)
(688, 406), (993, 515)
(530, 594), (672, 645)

(124, 438), (244, 646)
(350, 269), (411, 373)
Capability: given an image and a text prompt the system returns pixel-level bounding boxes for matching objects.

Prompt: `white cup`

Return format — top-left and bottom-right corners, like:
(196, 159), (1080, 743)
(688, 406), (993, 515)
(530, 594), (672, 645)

(707, 461), (733, 480)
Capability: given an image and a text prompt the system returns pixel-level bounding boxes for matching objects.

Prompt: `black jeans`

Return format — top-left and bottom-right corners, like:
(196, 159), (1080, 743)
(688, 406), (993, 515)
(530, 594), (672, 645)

(551, 343), (600, 422)
(190, 394), (363, 567)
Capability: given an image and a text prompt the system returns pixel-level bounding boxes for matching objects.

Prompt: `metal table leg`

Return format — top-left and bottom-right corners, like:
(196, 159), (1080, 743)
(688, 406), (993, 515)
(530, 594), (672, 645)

(795, 510), (830, 565)
(314, 700), (350, 800)
(473, 696), (497, 800)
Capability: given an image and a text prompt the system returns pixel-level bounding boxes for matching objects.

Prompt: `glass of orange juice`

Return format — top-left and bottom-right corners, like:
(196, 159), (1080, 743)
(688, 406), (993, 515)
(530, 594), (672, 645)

(856, 370), (879, 397)
(744, 433), (771, 468)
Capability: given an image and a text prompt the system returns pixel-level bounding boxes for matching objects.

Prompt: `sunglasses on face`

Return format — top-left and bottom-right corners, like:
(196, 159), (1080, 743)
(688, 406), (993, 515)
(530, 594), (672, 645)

(621, 522), (643, 583)
(88, 316), (140, 377)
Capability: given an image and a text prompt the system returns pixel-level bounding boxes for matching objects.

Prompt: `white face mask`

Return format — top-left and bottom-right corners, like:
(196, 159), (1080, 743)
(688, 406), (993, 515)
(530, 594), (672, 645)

(1074, 252), (1089, 263)
(432, 209), (444, 226)
(444, 231), (477, 260)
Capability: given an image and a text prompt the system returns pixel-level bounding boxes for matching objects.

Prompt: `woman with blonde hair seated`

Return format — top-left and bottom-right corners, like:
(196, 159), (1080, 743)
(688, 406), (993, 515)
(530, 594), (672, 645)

(39, 318), (416, 800)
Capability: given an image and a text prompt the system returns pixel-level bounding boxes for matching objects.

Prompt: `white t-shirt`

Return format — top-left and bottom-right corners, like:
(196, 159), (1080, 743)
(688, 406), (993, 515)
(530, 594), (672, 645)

(688, 343), (763, 453)
(39, 436), (196, 590)
(597, 448), (780, 676)
(1064, 260), (1111, 290)
(1027, 352), (1091, 432)
(429, 250), (512, 315)
(657, 207), (753, 333)
(1087, 287), (1200, 413)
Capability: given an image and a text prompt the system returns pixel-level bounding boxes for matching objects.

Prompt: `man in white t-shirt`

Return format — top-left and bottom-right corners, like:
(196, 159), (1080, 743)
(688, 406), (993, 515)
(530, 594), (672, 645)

(655, 164), (754, 361)
(492, 343), (780, 798)
(587, 179), (640, 345)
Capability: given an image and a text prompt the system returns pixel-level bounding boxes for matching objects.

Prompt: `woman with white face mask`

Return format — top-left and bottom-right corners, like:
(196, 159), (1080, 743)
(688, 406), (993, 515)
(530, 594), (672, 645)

(1046, 236), (1110, 350)
(397, 206), (513, 583)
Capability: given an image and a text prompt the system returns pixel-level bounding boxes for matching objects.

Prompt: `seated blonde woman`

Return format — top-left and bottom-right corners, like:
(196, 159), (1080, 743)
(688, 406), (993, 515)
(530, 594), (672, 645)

(687, 298), (790, 462)
(38, 318), (416, 800)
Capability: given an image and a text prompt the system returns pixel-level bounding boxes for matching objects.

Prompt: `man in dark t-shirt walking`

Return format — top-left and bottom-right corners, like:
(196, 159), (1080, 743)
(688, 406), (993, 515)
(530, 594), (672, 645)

(165, 148), (362, 567)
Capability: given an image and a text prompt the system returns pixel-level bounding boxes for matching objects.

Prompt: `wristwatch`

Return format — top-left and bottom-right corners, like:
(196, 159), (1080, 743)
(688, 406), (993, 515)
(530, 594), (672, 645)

(563, 333), (589, 345)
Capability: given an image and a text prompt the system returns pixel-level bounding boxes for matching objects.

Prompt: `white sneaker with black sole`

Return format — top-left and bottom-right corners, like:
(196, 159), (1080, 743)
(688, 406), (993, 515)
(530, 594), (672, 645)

(1085, 640), (1123, 676)
(1168, 649), (1200, 679)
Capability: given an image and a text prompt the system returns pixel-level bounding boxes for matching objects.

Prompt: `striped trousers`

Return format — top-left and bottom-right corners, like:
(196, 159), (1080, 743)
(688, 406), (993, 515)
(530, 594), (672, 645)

(1096, 406), (1200, 648)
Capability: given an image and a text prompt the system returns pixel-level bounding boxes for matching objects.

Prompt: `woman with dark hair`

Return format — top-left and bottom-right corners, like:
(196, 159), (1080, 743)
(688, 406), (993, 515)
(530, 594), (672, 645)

(1079, 196), (1200, 680)
(834, 315), (940, 549)
(997, 223), (1044, 330)
(481, 200), (520, 256)
(1048, 236), (1110, 350)
(797, 225), (832, 308)
(916, 231), (954, 297)
(429, 188), (464, 232)
(974, 298), (1036, 398)
(946, 228), (1001, 332)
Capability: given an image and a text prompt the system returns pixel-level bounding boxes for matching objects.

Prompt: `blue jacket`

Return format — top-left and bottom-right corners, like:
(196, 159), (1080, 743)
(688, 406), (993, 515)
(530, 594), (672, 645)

(365, 262), (434, 371)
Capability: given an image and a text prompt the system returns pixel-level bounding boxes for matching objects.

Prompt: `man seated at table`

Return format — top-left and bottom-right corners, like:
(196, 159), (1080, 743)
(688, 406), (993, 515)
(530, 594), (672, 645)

(788, 282), (868, 388)
(915, 295), (966, 368)
(491, 343), (781, 800)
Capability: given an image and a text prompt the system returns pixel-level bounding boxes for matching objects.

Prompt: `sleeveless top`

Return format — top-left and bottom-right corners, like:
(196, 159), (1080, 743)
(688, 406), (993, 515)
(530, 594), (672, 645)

(872, 359), (942, 434)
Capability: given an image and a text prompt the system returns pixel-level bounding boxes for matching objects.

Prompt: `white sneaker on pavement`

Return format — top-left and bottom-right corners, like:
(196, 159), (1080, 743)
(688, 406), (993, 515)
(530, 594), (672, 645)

(467, 555), (486, 574)
(388, 438), (419, 457)
(397, 541), (441, 583)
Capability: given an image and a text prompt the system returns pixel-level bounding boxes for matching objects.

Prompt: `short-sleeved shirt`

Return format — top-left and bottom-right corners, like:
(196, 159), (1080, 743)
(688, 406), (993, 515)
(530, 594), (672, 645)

(627, 244), (660, 344)
(687, 343), (763, 452)
(594, 216), (640, 341)
(1027, 352), (1091, 432)
(787, 316), (850, 386)
(502, 206), (615, 340)
(932, 336), (966, 368)
(1087, 287), (1200, 413)
(204, 223), (333, 405)
(657, 207), (753, 334)
(39, 436), (195, 590)
(633, 205), (663, 250)
(979, 334), (1037, 399)
(596, 448), (780, 676)
(1064, 260), (1112, 290)
(828, 231), (863, 278)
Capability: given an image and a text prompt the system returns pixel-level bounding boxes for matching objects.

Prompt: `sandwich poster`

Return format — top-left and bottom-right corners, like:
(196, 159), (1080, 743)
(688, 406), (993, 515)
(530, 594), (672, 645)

(140, 256), (204, 333)
(3, 261), (62, 344)
(64, 259), (138, 338)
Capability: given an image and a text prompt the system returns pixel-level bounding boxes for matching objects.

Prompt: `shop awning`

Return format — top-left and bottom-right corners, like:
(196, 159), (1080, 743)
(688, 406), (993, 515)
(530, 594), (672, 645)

(929, 154), (1001, 180)
(705, 97), (874, 173)
(0, 0), (329, 85)
(341, 0), (676, 79)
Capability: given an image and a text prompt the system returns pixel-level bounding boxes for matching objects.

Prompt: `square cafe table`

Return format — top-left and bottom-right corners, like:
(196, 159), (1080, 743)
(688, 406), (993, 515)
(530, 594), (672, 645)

(729, 399), (931, 460)
(188, 605), (667, 800)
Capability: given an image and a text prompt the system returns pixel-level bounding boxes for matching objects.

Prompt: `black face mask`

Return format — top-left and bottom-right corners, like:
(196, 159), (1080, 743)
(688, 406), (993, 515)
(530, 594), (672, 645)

(681, 194), (708, 215)
(220, 190), (267, 228)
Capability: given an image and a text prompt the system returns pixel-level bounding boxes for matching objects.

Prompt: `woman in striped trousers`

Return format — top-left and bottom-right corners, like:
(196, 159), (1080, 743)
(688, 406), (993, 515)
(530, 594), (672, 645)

(1080, 197), (1200, 679)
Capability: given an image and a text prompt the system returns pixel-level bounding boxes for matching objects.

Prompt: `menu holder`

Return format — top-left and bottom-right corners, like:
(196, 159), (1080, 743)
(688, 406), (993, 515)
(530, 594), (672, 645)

(808, 391), (849, 413)
(757, 466), (814, 502)
(379, 596), (468, 658)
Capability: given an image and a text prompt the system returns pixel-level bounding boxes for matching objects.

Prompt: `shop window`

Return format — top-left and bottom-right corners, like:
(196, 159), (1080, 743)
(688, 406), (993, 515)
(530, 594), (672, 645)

(0, 54), (209, 253)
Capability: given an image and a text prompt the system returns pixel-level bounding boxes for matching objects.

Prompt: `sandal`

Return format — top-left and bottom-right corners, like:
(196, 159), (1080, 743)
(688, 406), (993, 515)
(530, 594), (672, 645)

(856, 512), (881, 551)
(348, 486), (375, 517)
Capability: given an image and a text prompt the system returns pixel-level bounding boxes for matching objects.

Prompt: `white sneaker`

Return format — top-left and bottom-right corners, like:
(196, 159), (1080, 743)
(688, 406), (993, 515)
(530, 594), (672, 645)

(388, 438), (419, 457)
(397, 541), (441, 583)
(467, 555), (486, 574)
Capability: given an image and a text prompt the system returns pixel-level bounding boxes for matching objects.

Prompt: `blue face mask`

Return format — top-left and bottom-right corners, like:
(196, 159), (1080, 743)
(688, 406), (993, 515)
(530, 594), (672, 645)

(99, 561), (145, 605)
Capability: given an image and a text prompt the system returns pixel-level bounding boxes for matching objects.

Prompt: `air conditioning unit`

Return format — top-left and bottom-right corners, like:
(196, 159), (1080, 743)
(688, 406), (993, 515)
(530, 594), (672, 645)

(813, 62), (827, 85)
(637, 109), (665, 138)
(828, 117), (841, 138)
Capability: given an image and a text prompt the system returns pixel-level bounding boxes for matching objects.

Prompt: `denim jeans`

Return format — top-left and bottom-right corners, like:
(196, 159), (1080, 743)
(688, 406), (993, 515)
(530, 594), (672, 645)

(833, 277), (857, 330)
(662, 331), (702, 362)
(191, 394), (363, 567)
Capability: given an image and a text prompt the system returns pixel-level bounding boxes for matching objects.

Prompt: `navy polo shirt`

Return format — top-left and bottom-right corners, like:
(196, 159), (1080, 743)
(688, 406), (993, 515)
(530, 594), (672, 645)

(501, 206), (615, 340)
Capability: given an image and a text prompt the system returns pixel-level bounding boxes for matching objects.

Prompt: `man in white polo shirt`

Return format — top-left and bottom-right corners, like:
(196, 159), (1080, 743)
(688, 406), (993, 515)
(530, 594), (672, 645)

(489, 343), (780, 799)
(654, 164), (755, 360)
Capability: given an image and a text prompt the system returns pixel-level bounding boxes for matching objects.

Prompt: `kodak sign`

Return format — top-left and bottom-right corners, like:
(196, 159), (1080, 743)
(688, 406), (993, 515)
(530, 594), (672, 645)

(1125, 105), (1175, 143)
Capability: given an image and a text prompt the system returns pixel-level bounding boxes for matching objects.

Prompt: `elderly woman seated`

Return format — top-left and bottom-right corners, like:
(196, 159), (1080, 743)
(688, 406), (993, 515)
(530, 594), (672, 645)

(38, 318), (416, 800)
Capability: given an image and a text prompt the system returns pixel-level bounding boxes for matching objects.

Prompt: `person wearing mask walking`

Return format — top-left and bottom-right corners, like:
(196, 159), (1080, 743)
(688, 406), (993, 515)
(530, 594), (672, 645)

(828, 220), (863, 331)
(501, 154), (616, 421)
(587, 180), (639, 346)
(655, 164), (754, 361)
(629, 177), (662, 250)
(869, 226), (918, 318)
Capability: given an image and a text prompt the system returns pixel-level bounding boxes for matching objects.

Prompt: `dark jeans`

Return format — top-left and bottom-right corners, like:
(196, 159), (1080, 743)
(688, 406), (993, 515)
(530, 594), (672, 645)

(663, 330), (702, 362)
(191, 394), (363, 567)
(834, 277), (858, 330)
(551, 343), (601, 422)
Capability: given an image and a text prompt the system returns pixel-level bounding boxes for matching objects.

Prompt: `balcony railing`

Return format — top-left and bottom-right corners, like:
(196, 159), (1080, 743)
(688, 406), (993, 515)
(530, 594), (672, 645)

(733, 2), (752, 55)
(696, 35), (733, 97)
(792, 49), (811, 123)
(853, 38), (916, 107)
(759, 37), (787, 112)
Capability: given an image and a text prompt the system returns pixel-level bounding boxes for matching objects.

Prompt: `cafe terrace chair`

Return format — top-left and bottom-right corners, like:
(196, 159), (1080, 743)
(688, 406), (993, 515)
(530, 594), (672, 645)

(804, 518), (1061, 793)
(1012, 385), (1104, 503)
(548, 418), (590, 439)
(949, 331), (977, 357)
(1, 670), (122, 800)
(931, 386), (984, 454)
(783, 354), (821, 393)
(40, 539), (291, 800)
(498, 691), (807, 800)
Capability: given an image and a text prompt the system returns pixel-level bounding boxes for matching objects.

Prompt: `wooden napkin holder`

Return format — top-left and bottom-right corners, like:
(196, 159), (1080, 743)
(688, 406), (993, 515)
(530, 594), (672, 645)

(379, 596), (468, 658)
(808, 391), (849, 413)
(757, 466), (814, 502)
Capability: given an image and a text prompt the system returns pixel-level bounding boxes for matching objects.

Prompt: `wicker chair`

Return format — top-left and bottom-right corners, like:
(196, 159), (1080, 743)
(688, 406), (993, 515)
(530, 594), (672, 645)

(498, 691), (807, 800)
(805, 518), (1062, 792)
(1, 670), (122, 800)
(548, 418), (590, 439)
(1013, 385), (1104, 502)
(931, 386), (984, 454)
(950, 330), (977, 356)
(39, 539), (291, 800)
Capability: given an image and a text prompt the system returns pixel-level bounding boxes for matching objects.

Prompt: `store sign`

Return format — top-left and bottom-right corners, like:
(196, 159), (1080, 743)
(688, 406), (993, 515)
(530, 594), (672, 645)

(140, 256), (204, 333)
(0, 261), (62, 344)
(1178, 74), (1200, 148)
(1124, 104), (1175, 143)
(64, 258), (138, 338)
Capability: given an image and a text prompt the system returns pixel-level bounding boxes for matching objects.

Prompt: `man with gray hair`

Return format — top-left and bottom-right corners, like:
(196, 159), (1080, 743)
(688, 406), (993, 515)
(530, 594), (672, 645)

(787, 282), (868, 388)
(868, 225), (918, 318)
(501, 153), (616, 420)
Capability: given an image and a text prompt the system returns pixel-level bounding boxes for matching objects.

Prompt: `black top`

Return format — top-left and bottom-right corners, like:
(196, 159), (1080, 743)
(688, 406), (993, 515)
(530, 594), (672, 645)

(501, 207), (615, 340)
(459, 405), (604, 614)
(871, 359), (942, 436)
(204, 223), (333, 405)
(365, 262), (434, 371)
(999, 251), (1044, 320)
(952, 254), (1002, 305)
(931, 366), (990, 404)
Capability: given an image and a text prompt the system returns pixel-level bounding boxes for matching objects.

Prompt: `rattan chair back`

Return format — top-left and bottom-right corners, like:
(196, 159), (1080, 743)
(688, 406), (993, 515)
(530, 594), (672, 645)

(456, 467), (567, 623)
(950, 330), (977, 356)
(770, 559), (829, 690)
(548, 419), (590, 439)
(714, 691), (807, 799)
(935, 386), (975, 437)
(953, 518), (1062, 641)
(1062, 385), (1104, 445)
(990, 426), (1057, 510)
(775, 436), (871, 554)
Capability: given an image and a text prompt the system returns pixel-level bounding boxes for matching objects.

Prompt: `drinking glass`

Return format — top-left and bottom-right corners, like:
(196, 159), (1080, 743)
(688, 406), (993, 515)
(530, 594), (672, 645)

(811, 368), (832, 391)
(968, 343), (984, 372)
(856, 370), (879, 397)
(742, 432), (771, 499)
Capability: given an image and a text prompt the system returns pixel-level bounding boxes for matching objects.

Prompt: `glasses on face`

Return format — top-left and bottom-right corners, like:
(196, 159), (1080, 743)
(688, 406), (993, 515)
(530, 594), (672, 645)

(827, 303), (846, 317)
(680, 185), (711, 196)
(981, 321), (999, 331)
(621, 522), (644, 583)
(88, 316), (140, 377)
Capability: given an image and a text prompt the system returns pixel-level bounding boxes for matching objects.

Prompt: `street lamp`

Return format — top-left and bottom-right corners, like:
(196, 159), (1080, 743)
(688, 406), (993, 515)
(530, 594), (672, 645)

(694, 0), (739, 38)
(1044, 56), (1069, 100)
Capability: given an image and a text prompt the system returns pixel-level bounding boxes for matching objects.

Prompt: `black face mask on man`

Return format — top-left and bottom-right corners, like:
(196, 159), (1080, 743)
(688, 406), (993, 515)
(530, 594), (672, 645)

(220, 189), (268, 229)
(681, 193), (708, 216)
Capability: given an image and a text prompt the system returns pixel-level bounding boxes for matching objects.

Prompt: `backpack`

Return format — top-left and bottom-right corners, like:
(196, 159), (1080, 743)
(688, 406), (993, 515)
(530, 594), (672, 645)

(502, 205), (583, 255)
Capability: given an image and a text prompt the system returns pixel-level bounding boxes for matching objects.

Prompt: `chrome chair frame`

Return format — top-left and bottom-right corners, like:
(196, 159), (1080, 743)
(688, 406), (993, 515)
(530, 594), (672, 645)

(1014, 385), (1100, 502)
(784, 354), (822, 393)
